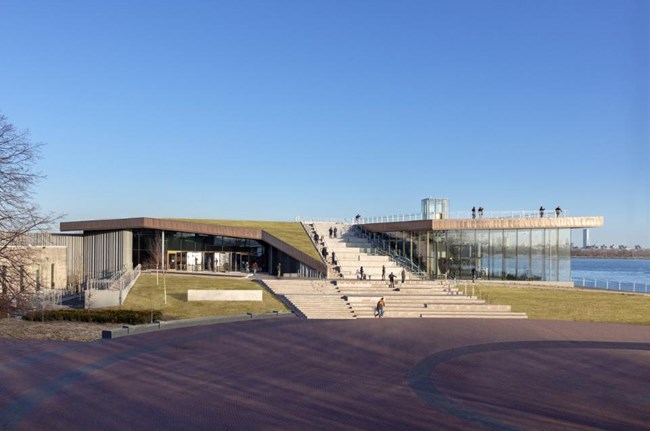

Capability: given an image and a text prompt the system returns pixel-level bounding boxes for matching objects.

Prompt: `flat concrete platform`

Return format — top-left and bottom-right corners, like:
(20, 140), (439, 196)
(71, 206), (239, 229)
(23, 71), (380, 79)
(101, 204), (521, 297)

(1, 319), (649, 430)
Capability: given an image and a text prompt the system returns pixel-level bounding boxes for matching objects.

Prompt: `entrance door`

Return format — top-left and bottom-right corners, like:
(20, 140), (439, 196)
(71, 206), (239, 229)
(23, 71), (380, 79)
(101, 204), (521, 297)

(167, 251), (187, 271)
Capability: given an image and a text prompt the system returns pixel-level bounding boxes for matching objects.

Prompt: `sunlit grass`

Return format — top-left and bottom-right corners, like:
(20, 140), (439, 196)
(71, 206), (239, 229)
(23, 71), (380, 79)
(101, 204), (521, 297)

(122, 273), (288, 320)
(172, 219), (320, 260)
(474, 283), (650, 325)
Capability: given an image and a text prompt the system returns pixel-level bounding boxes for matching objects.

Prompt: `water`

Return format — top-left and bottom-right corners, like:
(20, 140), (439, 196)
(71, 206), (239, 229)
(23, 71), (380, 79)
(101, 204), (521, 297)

(572, 258), (650, 293)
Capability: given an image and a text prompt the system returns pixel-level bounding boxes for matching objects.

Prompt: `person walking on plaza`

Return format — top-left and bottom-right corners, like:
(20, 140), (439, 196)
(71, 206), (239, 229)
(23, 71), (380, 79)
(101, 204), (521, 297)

(375, 297), (385, 318)
(401, 268), (406, 284)
(333, 227), (338, 238)
(555, 206), (562, 217)
(277, 262), (282, 278)
(329, 227), (333, 238)
(360, 266), (364, 280)
(471, 267), (476, 283)
(471, 206), (476, 219)
(478, 207), (484, 218)
(382, 265), (386, 281)
(251, 261), (258, 276)
(539, 206), (545, 218)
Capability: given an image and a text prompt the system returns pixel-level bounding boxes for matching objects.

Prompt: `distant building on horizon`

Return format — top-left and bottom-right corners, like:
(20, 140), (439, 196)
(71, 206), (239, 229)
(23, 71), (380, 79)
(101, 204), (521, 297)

(583, 229), (590, 248)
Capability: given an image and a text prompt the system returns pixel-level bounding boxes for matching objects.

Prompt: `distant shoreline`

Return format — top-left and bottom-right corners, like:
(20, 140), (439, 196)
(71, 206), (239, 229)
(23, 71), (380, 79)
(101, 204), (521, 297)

(571, 250), (650, 260)
(571, 256), (650, 261)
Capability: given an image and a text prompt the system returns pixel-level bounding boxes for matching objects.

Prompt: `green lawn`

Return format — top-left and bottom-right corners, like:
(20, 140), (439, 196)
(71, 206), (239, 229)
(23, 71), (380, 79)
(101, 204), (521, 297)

(474, 283), (650, 325)
(172, 219), (320, 260)
(122, 274), (288, 320)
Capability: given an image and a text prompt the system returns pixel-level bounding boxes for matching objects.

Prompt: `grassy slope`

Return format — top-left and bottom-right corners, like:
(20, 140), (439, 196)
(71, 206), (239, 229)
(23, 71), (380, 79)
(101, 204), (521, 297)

(476, 283), (650, 325)
(123, 274), (288, 320)
(171, 219), (321, 261)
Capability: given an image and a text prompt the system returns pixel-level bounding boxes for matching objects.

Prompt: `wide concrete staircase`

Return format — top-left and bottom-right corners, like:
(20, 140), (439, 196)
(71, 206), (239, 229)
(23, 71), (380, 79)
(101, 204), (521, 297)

(338, 279), (527, 319)
(263, 279), (355, 319)
(307, 222), (408, 280)
(262, 278), (527, 320)
(263, 221), (526, 320)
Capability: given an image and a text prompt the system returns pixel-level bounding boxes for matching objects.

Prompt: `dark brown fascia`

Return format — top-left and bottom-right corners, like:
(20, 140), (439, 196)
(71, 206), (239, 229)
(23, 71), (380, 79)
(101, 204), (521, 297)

(60, 217), (262, 239)
(363, 216), (605, 233)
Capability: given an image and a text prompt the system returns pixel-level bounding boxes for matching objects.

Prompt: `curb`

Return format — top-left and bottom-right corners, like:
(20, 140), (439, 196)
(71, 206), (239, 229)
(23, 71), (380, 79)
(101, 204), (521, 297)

(101, 311), (295, 339)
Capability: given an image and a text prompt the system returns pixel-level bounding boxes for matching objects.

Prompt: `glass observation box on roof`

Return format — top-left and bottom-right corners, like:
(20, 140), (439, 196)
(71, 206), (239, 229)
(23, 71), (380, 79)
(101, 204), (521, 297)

(421, 198), (449, 220)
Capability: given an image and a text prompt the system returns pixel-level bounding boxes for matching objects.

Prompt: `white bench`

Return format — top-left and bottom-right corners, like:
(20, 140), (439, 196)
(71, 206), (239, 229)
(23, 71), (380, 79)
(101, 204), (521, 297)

(187, 290), (263, 301)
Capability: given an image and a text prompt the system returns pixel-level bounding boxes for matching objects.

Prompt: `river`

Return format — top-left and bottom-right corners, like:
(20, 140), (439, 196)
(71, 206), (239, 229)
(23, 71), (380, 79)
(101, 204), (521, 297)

(571, 258), (650, 293)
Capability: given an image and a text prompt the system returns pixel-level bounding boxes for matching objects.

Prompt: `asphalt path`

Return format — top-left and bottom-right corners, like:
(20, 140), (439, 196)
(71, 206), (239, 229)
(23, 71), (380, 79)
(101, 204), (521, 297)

(1, 318), (649, 430)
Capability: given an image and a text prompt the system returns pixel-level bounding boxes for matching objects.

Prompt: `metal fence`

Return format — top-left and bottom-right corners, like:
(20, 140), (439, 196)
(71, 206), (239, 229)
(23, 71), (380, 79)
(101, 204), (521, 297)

(359, 209), (571, 224)
(87, 265), (141, 291)
(572, 277), (650, 294)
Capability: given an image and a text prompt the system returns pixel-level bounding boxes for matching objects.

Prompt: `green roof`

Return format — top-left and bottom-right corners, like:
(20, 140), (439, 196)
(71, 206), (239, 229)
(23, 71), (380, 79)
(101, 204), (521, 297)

(171, 219), (321, 261)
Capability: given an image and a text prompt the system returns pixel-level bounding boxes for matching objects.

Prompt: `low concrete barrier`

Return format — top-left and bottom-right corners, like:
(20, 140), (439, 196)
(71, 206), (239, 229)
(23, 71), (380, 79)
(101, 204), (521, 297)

(187, 290), (263, 301)
(101, 311), (294, 339)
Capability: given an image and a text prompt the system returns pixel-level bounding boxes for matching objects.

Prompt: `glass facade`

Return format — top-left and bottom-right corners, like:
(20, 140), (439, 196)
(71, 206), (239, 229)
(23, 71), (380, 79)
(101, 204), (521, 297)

(131, 229), (321, 277)
(366, 228), (572, 281)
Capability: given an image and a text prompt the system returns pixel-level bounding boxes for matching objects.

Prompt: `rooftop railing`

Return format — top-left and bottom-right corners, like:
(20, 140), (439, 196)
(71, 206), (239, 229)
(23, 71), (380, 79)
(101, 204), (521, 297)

(359, 209), (570, 224)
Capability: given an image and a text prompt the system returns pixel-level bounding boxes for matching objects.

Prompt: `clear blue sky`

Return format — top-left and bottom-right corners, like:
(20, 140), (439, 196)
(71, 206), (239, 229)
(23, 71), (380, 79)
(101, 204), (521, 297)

(1, 0), (648, 246)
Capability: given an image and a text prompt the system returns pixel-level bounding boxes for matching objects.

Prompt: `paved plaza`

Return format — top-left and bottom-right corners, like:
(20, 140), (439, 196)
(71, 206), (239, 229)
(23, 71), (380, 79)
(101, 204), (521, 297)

(1, 318), (649, 430)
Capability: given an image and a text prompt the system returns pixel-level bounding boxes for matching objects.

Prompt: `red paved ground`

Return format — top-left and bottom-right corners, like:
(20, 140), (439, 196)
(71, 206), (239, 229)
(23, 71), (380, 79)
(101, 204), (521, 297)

(1, 318), (649, 430)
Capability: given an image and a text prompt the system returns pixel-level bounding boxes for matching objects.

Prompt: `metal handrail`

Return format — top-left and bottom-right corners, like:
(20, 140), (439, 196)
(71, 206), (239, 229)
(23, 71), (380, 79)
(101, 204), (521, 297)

(358, 209), (571, 224)
(353, 225), (428, 280)
(87, 264), (141, 291)
(572, 277), (649, 294)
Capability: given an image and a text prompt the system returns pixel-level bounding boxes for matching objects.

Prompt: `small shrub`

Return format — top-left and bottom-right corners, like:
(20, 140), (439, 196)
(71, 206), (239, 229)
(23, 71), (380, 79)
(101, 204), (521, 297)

(23, 309), (162, 324)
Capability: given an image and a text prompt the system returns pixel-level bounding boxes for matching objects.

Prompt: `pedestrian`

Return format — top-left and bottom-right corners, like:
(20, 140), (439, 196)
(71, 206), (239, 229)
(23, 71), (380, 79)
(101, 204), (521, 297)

(471, 206), (476, 219)
(388, 272), (395, 288)
(360, 266), (364, 280)
(277, 262), (282, 278)
(331, 251), (336, 265)
(375, 297), (385, 318)
(539, 206), (545, 218)
(329, 227), (333, 238)
(245, 261), (250, 274)
(401, 268), (406, 283)
(251, 261), (258, 275)
(478, 207), (484, 218)
(555, 206), (562, 217)
(382, 265), (386, 281)
(471, 267), (476, 283)
(355, 214), (361, 224)
(333, 227), (338, 238)
(322, 247), (328, 260)
(314, 232), (319, 243)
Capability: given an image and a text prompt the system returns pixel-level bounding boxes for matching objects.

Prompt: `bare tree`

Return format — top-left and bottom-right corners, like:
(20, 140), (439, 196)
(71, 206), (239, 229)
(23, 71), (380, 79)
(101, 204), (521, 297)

(0, 113), (58, 316)
(145, 232), (166, 304)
